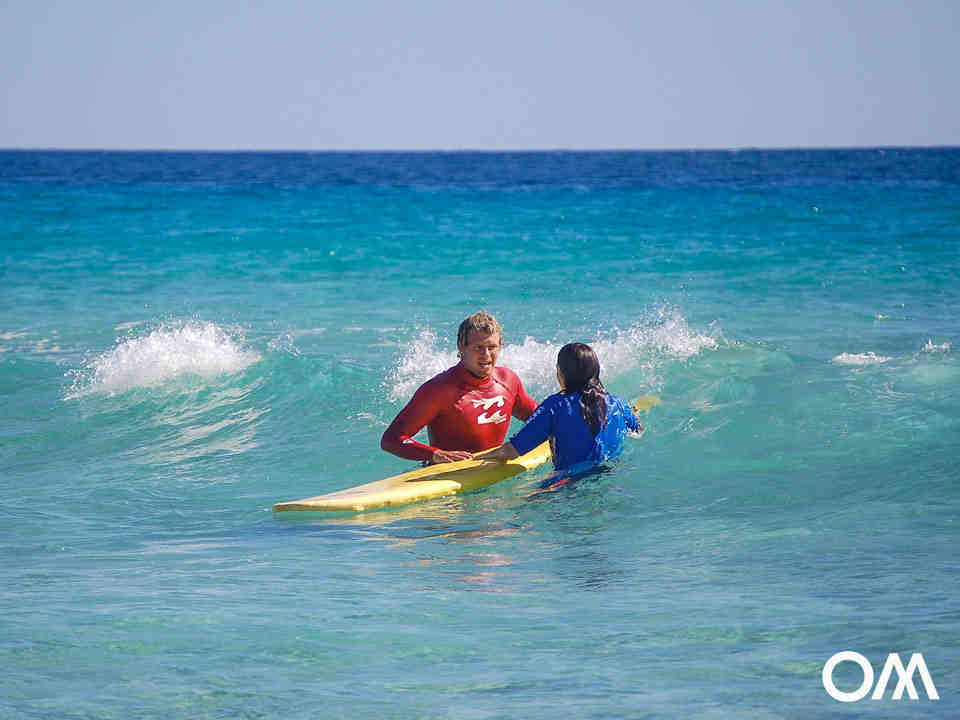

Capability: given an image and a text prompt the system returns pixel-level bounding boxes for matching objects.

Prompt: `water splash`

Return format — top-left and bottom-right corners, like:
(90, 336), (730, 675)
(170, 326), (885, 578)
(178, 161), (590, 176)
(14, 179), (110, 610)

(831, 352), (892, 366)
(66, 321), (261, 399)
(387, 306), (718, 401)
(387, 329), (458, 402)
(922, 340), (951, 353)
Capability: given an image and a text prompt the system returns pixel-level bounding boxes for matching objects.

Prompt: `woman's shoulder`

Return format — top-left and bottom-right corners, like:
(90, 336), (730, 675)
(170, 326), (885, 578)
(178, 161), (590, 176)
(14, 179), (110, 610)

(541, 391), (569, 407)
(529, 391), (575, 414)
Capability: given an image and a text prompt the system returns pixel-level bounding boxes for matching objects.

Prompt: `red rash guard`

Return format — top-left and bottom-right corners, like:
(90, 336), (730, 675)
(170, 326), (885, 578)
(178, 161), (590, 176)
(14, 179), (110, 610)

(381, 364), (537, 462)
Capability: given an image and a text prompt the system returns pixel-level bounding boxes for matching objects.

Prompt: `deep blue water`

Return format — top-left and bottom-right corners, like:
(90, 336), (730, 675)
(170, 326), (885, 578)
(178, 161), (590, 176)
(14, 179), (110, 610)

(2, 149), (958, 718)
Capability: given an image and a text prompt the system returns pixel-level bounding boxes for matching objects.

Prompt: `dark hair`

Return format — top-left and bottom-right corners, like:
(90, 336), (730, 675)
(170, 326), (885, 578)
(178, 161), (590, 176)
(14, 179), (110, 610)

(457, 311), (502, 348)
(557, 343), (607, 435)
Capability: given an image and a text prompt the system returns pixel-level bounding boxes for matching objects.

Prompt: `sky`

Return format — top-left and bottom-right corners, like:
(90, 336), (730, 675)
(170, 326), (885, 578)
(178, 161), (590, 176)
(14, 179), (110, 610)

(1, 0), (958, 150)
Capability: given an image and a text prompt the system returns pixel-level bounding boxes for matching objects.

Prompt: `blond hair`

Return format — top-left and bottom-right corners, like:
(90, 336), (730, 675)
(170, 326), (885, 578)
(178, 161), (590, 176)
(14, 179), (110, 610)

(457, 311), (502, 348)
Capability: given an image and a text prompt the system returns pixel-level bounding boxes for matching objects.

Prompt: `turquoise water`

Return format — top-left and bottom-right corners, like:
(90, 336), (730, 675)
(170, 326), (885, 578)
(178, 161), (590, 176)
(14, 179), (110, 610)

(2, 149), (958, 718)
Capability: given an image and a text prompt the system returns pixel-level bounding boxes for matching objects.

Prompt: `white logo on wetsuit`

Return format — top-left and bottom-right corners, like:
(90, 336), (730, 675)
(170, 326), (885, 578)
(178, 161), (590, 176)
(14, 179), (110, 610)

(472, 395), (508, 425)
(477, 410), (508, 425)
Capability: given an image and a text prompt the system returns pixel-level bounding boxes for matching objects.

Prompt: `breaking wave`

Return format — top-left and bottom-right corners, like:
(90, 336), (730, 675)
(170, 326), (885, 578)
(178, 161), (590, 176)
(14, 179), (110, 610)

(66, 321), (261, 399)
(387, 306), (719, 402)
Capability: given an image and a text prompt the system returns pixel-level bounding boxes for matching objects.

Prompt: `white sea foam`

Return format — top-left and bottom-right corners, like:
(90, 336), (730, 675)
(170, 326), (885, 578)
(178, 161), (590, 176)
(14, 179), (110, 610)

(266, 332), (301, 356)
(388, 329), (458, 401)
(66, 321), (261, 398)
(0, 330), (65, 357)
(831, 352), (891, 366)
(387, 307), (718, 402)
(922, 339), (951, 353)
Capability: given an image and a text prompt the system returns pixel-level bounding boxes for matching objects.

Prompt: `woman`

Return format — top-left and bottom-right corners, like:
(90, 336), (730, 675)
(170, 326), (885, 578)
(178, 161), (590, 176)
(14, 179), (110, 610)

(484, 342), (641, 473)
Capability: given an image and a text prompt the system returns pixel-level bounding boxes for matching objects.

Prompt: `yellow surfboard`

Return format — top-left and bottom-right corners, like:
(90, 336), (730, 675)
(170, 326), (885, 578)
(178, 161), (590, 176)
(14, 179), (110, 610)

(272, 395), (659, 514)
(273, 441), (552, 513)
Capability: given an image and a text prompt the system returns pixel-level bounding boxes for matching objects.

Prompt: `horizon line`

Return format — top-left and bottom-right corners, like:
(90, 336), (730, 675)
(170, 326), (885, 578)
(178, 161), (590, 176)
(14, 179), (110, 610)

(2, 144), (959, 154)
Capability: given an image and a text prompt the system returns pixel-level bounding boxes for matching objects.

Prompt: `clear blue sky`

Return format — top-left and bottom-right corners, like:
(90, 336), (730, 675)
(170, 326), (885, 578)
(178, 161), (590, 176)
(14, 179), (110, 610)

(2, 0), (957, 150)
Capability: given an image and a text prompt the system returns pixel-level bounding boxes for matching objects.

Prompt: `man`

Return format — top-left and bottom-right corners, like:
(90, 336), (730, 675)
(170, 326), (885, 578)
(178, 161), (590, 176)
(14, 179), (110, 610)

(381, 311), (537, 464)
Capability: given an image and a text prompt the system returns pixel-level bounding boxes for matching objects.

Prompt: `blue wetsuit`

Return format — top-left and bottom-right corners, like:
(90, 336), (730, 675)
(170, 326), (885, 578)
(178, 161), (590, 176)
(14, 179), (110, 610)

(509, 391), (640, 472)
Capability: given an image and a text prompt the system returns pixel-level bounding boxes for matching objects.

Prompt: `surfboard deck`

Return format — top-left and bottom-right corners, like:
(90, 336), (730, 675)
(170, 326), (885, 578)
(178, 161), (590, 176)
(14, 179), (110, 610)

(272, 395), (659, 514)
(272, 441), (552, 513)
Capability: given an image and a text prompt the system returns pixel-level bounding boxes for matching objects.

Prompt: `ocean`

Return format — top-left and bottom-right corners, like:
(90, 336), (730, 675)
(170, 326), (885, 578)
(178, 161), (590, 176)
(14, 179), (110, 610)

(1, 149), (957, 718)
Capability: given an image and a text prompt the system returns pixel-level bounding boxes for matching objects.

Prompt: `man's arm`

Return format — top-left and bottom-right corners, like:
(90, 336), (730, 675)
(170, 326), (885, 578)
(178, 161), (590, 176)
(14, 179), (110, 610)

(381, 385), (473, 464)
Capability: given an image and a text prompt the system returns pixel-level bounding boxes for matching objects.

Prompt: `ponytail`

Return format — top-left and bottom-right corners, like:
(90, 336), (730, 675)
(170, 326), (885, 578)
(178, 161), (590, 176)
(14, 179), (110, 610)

(557, 343), (607, 435)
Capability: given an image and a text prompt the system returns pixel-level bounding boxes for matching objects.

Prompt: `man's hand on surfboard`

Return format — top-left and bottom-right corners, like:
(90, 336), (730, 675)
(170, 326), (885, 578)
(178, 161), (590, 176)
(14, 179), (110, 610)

(430, 449), (474, 464)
